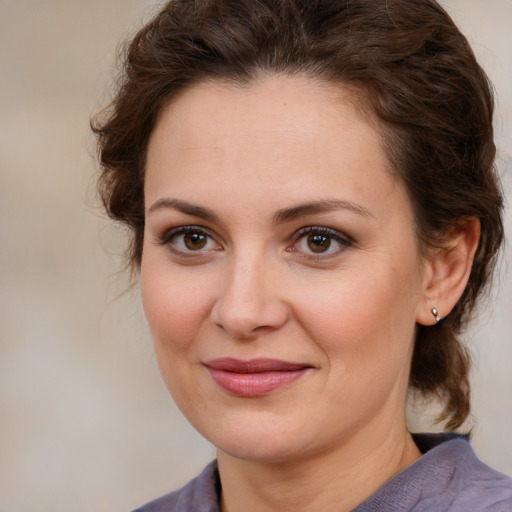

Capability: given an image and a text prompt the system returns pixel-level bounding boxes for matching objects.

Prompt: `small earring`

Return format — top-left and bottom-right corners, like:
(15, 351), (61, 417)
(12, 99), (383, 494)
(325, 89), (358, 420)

(432, 307), (441, 323)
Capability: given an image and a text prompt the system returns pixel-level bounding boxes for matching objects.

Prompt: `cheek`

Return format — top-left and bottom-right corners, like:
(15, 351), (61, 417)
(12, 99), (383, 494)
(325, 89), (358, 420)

(140, 257), (214, 353)
(293, 263), (422, 367)
(292, 268), (421, 423)
(140, 258), (217, 413)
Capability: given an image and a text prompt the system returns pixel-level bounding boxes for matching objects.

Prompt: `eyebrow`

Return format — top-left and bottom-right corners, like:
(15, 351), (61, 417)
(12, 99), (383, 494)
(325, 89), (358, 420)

(148, 198), (371, 223)
(147, 198), (220, 221)
(273, 199), (372, 224)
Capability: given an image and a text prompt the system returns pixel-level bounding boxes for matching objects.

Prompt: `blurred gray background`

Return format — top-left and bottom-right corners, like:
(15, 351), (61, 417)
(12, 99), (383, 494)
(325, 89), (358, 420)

(0, 1), (510, 511)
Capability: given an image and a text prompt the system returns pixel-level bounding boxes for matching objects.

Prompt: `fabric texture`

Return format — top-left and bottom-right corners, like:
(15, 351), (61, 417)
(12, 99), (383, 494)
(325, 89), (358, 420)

(132, 433), (512, 512)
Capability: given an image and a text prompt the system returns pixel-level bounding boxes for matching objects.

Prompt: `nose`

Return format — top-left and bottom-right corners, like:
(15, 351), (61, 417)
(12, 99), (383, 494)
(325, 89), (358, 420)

(210, 253), (289, 339)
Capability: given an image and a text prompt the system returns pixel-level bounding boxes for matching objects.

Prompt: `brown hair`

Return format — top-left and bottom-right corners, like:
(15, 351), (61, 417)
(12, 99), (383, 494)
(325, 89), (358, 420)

(92, 0), (504, 429)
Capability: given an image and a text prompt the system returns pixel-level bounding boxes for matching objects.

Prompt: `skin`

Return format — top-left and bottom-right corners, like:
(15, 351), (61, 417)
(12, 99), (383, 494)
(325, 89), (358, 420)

(140, 75), (479, 512)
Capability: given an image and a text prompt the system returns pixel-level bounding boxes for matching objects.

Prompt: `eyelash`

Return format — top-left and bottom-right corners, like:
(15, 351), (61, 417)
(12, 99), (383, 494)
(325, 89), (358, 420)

(156, 226), (219, 257)
(290, 226), (354, 259)
(156, 225), (354, 259)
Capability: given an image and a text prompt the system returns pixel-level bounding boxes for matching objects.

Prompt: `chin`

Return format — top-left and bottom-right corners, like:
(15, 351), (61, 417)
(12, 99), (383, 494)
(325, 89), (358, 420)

(192, 413), (320, 464)
(218, 437), (308, 464)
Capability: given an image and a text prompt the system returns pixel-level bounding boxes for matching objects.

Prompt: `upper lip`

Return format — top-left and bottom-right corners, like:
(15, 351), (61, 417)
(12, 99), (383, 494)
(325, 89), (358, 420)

(204, 358), (311, 373)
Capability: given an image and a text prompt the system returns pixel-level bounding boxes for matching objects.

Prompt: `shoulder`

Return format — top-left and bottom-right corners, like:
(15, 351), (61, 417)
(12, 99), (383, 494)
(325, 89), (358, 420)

(430, 435), (512, 512)
(131, 461), (220, 512)
(355, 433), (512, 512)
(427, 435), (512, 512)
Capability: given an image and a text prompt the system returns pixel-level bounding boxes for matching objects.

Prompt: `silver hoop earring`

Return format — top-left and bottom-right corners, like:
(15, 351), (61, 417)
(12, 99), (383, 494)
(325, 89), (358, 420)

(432, 307), (441, 323)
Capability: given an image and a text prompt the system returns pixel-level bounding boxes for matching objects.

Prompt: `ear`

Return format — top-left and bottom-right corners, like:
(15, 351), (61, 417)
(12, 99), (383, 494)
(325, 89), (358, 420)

(416, 217), (481, 326)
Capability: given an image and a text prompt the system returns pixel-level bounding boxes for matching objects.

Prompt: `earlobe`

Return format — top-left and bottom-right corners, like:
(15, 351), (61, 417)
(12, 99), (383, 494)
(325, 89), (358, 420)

(416, 217), (481, 326)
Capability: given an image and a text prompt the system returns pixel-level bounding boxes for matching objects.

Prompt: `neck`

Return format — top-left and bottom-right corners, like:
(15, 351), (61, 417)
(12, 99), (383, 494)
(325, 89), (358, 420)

(217, 425), (421, 512)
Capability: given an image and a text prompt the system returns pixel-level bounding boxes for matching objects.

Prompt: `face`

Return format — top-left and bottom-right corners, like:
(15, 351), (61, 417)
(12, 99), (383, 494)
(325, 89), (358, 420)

(141, 76), (429, 463)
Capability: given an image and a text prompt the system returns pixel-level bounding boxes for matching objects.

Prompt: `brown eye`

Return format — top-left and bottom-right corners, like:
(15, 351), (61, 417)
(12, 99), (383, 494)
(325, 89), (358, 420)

(161, 227), (218, 254)
(294, 227), (353, 258)
(184, 233), (208, 250)
(307, 234), (331, 253)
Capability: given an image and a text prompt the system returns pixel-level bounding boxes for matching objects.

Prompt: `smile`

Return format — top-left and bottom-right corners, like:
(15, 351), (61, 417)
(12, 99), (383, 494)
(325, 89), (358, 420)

(204, 358), (312, 397)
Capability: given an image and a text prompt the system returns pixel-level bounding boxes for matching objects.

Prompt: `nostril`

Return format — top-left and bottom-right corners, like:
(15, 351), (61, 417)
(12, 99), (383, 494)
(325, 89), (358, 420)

(210, 291), (288, 339)
(209, 259), (289, 338)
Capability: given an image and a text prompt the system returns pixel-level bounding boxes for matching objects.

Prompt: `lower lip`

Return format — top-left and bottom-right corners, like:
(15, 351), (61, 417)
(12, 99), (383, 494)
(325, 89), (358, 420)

(207, 368), (310, 397)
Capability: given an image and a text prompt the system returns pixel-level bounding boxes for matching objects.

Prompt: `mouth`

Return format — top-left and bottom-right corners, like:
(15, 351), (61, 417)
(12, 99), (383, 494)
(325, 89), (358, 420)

(203, 358), (313, 397)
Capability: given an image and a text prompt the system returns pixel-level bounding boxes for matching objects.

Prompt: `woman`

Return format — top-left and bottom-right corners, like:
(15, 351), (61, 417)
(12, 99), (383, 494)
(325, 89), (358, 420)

(93, 0), (512, 510)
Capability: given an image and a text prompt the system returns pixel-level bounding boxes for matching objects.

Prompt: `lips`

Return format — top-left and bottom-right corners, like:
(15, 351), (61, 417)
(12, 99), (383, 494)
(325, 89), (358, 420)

(204, 358), (312, 397)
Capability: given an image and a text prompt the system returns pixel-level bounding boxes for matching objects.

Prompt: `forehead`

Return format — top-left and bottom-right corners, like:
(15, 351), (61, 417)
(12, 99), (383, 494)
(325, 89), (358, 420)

(144, 75), (412, 228)
(146, 75), (390, 182)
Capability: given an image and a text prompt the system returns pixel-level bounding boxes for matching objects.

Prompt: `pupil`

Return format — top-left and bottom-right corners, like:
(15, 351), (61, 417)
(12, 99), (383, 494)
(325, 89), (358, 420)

(185, 233), (207, 250)
(308, 234), (330, 253)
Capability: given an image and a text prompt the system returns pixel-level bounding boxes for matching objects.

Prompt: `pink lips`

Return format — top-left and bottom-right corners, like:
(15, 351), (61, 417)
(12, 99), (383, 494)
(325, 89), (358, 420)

(204, 358), (311, 397)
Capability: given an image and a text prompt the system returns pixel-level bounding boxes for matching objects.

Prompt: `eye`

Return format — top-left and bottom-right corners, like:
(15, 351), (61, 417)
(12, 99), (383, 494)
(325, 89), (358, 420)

(292, 226), (353, 257)
(304, 233), (333, 253)
(158, 226), (220, 255)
